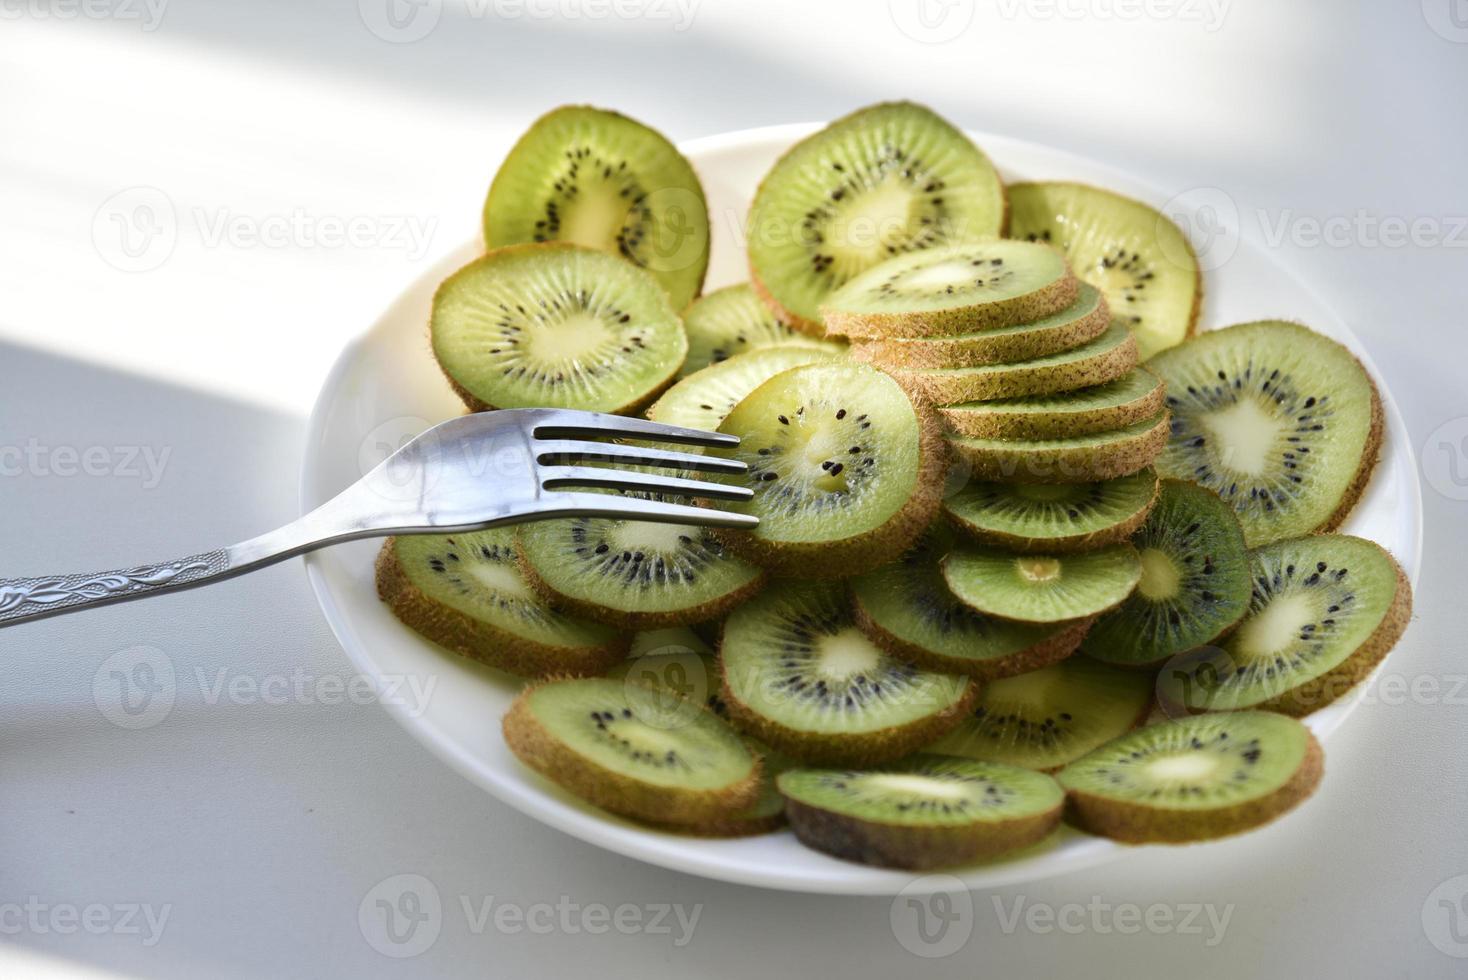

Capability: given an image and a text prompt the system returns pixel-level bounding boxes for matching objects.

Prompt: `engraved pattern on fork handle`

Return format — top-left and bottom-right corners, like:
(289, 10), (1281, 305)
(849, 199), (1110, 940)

(0, 550), (232, 626)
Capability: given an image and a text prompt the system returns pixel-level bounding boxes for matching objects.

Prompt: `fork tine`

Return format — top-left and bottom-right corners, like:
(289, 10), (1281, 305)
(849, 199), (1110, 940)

(541, 466), (753, 502)
(534, 439), (747, 474)
(530, 409), (740, 448)
(543, 492), (759, 529)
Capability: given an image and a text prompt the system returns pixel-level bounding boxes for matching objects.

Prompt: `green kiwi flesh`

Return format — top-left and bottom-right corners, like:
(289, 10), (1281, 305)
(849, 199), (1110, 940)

(944, 470), (1159, 553)
(1082, 480), (1252, 668)
(710, 360), (947, 578)
(376, 532), (626, 678)
(719, 582), (976, 765)
(1057, 711), (1323, 843)
(1007, 181), (1200, 360)
(748, 102), (1006, 332)
(1148, 320), (1383, 547)
(948, 411), (1170, 483)
(646, 345), (839, 433)
(930, 657), (1154, 771)
(852, 282), (1109, 369)
(679, 284), (843, 377)
(1157, 534), (1411, 716)
(942, 544), (1142, 624)
(821, 240), (1076, 338)
(517, 512), (764, 629)
(939, 368), (1166, 440)
(432, 243), (686, 413)
(890, 320), (1137, 406)
(777, 754), (1064, 869)
(850, 527), (1092, 679)
(503, 677), (760, 826)
(483, 106), (709, 310)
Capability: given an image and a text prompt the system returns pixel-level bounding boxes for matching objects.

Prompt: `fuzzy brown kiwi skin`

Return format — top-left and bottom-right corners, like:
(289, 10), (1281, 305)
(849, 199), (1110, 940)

(781, 788), (1062, 870)
(502, 680), (762, 826)
(824, 273), (1079, 341)
(750, 268), (828, 339)
(1254, 543), (1411, 717)
(948, 412), (1170, 484)
(718, 665), (979, 767)
(512, 533), (768, 631)
(943, 474), (1161, 554)
(851, 289), (1110, 370)
(850, 588), (1094, 681)
(375, 539), (629, 678)
(1312, 364), (1385, 539)
(1063, 727), (1323, 844)
(713, 388), (950, 580)
(939, 368), (1168, 441)
(890, 327), (1137, 406)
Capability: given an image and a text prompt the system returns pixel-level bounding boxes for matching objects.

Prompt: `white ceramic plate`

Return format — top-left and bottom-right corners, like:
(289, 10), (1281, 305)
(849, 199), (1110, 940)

(301, 124), (1423, 896)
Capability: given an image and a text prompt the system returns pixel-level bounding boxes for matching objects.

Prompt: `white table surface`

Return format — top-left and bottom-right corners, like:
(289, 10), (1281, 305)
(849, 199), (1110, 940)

(1, 2), (1464, 976)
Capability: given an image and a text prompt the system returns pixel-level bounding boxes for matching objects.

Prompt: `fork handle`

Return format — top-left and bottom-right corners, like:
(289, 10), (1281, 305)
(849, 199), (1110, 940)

(0, 550), (236, 627)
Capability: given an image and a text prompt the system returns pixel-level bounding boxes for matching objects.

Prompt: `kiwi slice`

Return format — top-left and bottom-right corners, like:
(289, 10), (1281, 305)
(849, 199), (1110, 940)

(777, 754), (1064, 869)
(431, 244), (687, 413)
(821, 240), (1077, 339)
(376, 532), (627, 678)
(850, 528), (1091, 680)
(516, 510), (765, 630)
(709, 360), (947, 578)
(1158, 535), (1412, 717)
(939, 368), (1166, 440)
(503, 677), (760, 826)
(1007, 182), (1200, 360)
(930, 657), (1154, 771)
(747, 102), (1006, 333)
(947, 411), (1170, 484)
(1148, 321), (1383, 547)
(942, 544), (1142, 624)
(1082, 480), (1252, 668)
(482, 106), (709, 310)
(679, 284), (842, 377)
(890, 320), (1137, 406)
(1057, 711), (1323, 843)
(944, 470), (1160, 553)
(646, 345), (838, 433)
(719, 582), (976, 765)
(853, 282), (1110, 370)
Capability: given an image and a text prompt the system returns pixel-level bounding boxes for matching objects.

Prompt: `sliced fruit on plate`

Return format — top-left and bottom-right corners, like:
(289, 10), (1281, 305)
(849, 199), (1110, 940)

(850, 527), (1092, 680)
(646, 345), (839, 433)
(943, 469), (1160, 553)
(719, 582), (976, 766)
(1083, 479), (1252, 667)
(938, 368), (1166, 440)
(1156, 534), (1412, 716)
(929, 656), (1154, 771)
(709, 360), (947, 578)
(375, 531), (627, 678)
(947, 411), (1170, 483)
(821, 240), (1077, 339)
(777, 754), (1064, 869)
(1057, 711), (1323, 843)
(482, 105), (709, 310)
(1006, 181), (1201, 360)
(431, 243), (687, 413)
(679, 284), (843, 377)
(1148, 320), (1383, 547)
(889, 320), (1137, 406)
(942, 544), (1142, 624)
(503, 677), (761, 826)
(748, 101), (1006, 333)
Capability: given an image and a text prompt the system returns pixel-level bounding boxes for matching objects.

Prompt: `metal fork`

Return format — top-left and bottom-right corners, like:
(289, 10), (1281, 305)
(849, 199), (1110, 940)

(0, 409), (755, 629)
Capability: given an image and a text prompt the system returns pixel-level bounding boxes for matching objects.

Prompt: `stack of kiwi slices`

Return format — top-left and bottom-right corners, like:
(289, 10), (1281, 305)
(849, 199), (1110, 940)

(373, 100), (1414, 871)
